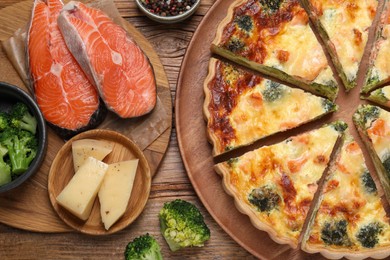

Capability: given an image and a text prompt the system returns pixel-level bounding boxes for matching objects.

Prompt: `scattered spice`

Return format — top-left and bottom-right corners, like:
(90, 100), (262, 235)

(140, 0), (198, 16)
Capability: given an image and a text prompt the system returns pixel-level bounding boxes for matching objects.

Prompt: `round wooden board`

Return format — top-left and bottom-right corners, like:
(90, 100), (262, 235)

(48, 129), (151, 235)
(175, 0), (387, 259)
(0, 0), (172, 233)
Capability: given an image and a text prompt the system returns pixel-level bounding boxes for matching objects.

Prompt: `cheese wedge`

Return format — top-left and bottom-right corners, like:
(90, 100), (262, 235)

(56, 157), (108, 221)
(72, 139), (114, 172)
(98, 159), (138, 230)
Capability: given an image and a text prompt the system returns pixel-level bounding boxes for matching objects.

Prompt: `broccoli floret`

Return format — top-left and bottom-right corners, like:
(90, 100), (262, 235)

(356, 222), (383, 248)
(322, 99), (337, 113)
(361, 171), (377, 194)
(235, 15), (253, 32)
(321, 219), (352, 246)
(248, 185), (280, 212)
(262, 81), (284, 102)
(354, 105), (380, 128)
(0, 112), (9, 132)
(260, 0), (282, 12)
(159, 199), (210, 252)
(0, 144), (11, 186)
(226, 38), (245, 52)
(10, 102), (37, 134)
(124, 233), (163, 260)
(330, 121), (348, 133)
(0, 128), (37, 175)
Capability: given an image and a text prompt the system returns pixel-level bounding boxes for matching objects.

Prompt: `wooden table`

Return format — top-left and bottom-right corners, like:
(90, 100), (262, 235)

(0, 0), (257, 259)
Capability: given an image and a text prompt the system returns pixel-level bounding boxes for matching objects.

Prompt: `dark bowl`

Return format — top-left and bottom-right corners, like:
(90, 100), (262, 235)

(0, 82), (47, 193)
(135, 0), (201, 24)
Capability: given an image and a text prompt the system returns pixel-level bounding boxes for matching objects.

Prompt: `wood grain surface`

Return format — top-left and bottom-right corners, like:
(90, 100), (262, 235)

(0, 0), (258, 259)
(0, 0), (172, 233)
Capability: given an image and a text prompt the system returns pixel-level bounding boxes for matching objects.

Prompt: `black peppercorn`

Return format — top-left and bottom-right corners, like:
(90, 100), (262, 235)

(140, 0), (197, 17)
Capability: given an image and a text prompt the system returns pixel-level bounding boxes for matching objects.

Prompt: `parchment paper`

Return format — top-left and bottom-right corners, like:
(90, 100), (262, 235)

(1, 0), (170, 150)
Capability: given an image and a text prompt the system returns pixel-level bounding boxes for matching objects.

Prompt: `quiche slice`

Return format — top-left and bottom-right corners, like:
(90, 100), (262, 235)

(353, 104), (390, 204)
(214, 122), (346, 248)
(363, 1), (390, 93)
(204, 58), (337, 156)
(302, 133), (390, 260)
(211, 0), (338, 101)
(300, 0), (378, 91)
(366, 85), (390, 108)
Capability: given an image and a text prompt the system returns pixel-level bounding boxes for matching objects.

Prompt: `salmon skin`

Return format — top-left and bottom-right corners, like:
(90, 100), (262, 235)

(27, 0), (106, 139)
(58, 1), (157, 118)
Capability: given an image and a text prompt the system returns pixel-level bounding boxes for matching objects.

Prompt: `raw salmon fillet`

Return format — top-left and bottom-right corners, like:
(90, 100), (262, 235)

(58, 1), (157, 118)
(27, 0), (104, 138)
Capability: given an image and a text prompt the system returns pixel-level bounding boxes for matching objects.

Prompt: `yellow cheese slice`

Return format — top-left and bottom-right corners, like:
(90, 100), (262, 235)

(98, 160), (138, 230)
(56, 157), (108, 221)
(71, 139), (114, 172)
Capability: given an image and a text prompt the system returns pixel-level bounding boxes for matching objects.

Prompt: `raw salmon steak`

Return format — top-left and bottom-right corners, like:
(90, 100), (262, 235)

(27, 0), (105, 139)
(58, 1), (157, 118)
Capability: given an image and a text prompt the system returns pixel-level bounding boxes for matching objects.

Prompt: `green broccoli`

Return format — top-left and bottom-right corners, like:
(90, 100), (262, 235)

(356, 222), (384, 248)
(353, 105), (380, 129)
(0, 128), (37, 175)
(262, 81), (284, 102)
(248, 185), (281, 212)
(321, 219), (352, 246)
(159, 199), (210, 252)
(0, 112), (9, 132)
(0, 144), (11, 186)
(361, 171), (377, 194)
(124, 233), (163, 260)
(10, 102), (37, 134)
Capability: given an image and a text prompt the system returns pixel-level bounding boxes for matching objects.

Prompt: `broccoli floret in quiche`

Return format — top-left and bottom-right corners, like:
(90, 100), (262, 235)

(353, 105), (380, 129)
(235, 15), (253, 32)
(356, 222), (384, 248)
(225, 38), (245, 52)
(361, 171), (377, 194)
(330, 121), (348, 133)
(259, 0), (283, 12)
(248, 185), (281, 212)
(262, 81), (284, 102)
(321, 219), (351, 246)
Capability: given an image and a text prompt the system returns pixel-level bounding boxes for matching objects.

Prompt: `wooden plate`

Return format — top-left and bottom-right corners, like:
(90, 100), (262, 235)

(48, 129), (151, 235)
(175, 0), (384, 259)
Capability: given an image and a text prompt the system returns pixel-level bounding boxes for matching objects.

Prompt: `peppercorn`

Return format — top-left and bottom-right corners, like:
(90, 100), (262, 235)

(140, 0), (197, 17)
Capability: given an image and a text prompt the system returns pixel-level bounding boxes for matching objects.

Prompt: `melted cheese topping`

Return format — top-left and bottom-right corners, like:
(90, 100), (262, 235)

(310, 0), (378, 82)
(217, 0), (336, 87)
(305, 135), (390, 251)
(370, 3), (390, 82)
(221, 125), (340, 244)
(206, 60), (333, 155)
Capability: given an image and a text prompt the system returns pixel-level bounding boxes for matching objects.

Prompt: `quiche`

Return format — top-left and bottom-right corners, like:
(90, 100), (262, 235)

(211, 0), (338, 100)
(302, 133), (390, 259)
(214, 122), (346, 248)
(203, 58), (337, 156)
(366, 85), (390, 108)
(353, 104), (390, 204)
(300, 0), (378, 91)
(363, 0), (390, 93)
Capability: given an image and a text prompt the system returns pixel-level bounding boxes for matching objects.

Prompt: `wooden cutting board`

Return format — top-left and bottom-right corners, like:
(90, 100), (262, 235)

(0, 0), (172, 233)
